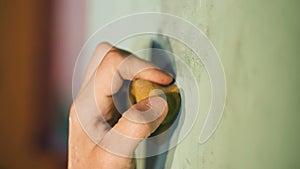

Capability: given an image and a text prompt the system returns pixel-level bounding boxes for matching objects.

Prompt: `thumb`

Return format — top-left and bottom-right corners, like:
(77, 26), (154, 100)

(117, 96), (168, 138)
(97, 96), (168, 157)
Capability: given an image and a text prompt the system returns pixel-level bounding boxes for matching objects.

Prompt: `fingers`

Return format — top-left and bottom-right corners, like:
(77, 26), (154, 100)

(82, 42), (116, 88)
(94, 44), (173, 97)
(92, 43), (173, 120)
(97, 96), (168, 157)
(135, 68), (174, 85)
(73, 42), (172, 149)
(69, 43), (173, 168)
(116, 96), (169, 138)
(116, 55), (174, 86)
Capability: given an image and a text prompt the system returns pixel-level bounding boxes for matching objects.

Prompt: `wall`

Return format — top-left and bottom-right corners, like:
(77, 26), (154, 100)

(86, 0), (300, 168)
(161, 0), (300, 168)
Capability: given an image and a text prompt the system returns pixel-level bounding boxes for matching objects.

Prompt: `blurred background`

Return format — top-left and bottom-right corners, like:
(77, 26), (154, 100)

(0, 0), (299, 169)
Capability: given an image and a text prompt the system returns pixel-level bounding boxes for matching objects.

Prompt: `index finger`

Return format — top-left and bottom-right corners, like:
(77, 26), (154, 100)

(95, 46), (174, 97)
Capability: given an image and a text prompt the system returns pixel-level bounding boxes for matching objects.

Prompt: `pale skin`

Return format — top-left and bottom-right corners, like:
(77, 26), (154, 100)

(68, 42), (173, 169)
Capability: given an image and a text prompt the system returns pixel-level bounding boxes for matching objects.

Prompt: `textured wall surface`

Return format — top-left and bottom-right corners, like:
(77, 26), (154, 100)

(87, 0), (300, 168)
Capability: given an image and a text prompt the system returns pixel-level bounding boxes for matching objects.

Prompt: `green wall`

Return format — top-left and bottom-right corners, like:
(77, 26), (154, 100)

(87, 0), (300, 168)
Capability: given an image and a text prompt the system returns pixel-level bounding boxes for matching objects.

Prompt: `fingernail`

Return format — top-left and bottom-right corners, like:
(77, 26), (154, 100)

(148, 96), (168, 116)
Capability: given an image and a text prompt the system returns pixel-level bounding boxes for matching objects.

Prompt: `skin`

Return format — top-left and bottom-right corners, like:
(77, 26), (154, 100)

(68, 42), (173, 169)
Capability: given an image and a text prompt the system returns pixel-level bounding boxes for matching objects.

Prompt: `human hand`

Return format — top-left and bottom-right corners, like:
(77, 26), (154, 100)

(68, 42), (173, 169)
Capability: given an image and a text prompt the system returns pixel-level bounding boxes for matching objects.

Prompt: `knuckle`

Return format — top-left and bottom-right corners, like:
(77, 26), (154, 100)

(95, 42), (118, 62)
(69, 103), (75, 114)
(95, 41), (112, 50)
(102, 50), (124, 65)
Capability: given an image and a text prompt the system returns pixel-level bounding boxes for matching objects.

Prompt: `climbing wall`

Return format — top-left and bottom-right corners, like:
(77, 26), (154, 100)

(86, 0), (300, 168)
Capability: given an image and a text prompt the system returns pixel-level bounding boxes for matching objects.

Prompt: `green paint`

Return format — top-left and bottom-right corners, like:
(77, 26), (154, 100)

(87, 0), (300, 168)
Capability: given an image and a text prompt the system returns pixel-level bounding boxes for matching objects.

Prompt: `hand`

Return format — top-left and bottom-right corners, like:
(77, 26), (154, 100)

(68, 42), (173, 169)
